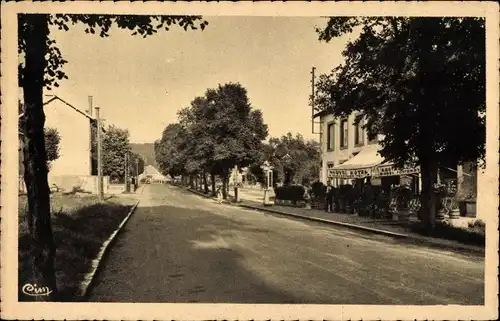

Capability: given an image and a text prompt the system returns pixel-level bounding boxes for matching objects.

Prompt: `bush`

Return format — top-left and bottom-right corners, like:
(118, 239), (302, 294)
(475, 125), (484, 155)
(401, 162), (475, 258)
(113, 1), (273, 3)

(310, 181), (326, 199)
(410, 220), (485, 246)
(274, 185), (306, 202)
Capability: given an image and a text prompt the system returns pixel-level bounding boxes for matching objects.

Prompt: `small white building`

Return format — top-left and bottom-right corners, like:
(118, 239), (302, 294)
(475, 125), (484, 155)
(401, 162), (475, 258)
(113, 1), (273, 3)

(19, 96), (107, 194)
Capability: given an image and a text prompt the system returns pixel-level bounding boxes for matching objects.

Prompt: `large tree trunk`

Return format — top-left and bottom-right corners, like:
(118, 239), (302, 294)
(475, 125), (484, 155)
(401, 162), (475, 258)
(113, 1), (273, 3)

(210, 172), (216, 196)
(22, 14), (58, 301)
(203, 170), (209, 194)
(419, 159), (438, 234)
(221, 168), (229, 200)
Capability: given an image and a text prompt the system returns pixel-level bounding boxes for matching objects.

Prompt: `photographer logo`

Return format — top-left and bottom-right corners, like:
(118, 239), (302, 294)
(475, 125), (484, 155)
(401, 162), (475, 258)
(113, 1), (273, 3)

(22, 283), (53, 297)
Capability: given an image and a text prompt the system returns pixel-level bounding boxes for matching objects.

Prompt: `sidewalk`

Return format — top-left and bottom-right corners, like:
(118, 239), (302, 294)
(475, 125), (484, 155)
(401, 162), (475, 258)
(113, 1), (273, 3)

(237, 199), (484, 255)
(182, 185), (484, 256)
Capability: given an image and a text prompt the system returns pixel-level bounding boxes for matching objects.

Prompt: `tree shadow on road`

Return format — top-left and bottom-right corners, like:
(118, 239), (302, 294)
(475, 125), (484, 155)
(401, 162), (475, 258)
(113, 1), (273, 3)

(87, 204), (306, 303)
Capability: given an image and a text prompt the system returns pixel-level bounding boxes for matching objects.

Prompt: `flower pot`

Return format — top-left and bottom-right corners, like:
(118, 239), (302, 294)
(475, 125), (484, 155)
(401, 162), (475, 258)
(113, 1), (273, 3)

(436, 208), (448, 220)
(458, 201), (466, 217)
(449, 207), (460, 219)
(398, 209), (410, 221)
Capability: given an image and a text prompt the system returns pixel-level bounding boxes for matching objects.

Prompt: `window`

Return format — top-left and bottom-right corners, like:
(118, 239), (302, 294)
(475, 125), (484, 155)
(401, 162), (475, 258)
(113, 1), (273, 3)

(368, 134), (378, 144)
(340, 119), (348, 149)
(354, 119), (364, 146)
(326, 122), (334, 151)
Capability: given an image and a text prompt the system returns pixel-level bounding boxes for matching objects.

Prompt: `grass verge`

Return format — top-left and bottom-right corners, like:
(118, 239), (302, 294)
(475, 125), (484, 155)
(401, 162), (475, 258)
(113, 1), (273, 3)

(18, 194), (132, 301)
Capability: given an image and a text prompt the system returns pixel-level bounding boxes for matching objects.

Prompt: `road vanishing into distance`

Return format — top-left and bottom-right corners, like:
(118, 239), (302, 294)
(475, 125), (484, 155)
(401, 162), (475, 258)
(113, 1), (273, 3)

(89, 184), (484, 305)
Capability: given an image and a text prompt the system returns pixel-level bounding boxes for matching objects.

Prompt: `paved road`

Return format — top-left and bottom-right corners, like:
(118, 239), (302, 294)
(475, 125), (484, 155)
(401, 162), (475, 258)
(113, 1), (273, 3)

(89, 184), (484, 304)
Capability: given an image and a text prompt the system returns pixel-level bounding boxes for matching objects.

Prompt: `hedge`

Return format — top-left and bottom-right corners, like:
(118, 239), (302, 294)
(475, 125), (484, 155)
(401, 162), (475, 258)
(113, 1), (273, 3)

(274, 185), (306, 202)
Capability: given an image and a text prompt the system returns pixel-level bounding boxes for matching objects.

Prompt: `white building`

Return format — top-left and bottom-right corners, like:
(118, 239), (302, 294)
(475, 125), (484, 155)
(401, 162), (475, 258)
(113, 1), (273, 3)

(19, 96), (107, 194)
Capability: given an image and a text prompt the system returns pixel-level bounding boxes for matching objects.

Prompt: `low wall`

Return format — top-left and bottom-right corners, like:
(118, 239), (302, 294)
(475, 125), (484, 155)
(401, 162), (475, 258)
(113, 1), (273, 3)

(20, 175), (110, 194)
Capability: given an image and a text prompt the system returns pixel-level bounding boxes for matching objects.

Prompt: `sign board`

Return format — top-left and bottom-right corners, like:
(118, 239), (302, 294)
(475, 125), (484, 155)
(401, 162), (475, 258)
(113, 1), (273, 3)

(400, 175), (412, 186)
(371, 177), (382, 186)
(372, 164), (420, 177)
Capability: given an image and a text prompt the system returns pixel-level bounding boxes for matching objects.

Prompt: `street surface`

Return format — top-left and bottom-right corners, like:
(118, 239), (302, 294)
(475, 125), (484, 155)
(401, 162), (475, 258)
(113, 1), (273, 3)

(89, 184), (484, 304)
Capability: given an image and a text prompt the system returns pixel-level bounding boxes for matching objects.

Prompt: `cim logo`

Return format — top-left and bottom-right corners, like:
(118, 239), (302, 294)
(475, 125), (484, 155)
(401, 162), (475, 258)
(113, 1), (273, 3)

(22, 283), (53, 297)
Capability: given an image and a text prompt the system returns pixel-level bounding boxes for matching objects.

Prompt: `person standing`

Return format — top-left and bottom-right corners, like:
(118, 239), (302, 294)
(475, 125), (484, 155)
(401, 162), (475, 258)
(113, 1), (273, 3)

(216, 184), (223, 204)
(325, 182), (334, 212)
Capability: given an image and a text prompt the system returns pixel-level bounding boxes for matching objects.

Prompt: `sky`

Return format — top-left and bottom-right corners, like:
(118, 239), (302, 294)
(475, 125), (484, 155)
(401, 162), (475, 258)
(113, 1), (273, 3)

(47, 16), (356, 143)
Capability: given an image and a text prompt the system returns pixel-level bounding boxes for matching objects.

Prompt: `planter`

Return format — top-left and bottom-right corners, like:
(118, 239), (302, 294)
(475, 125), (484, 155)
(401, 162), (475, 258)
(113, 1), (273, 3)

(397, 209), (411, 221)
(448, 207), (460, 219)
(465, 201), (477, 218)
(436, 208), (448, 220)
(458, 201), (466, 217)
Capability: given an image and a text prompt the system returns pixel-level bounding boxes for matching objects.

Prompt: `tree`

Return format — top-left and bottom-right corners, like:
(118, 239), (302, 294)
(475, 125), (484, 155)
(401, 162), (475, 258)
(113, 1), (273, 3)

(102, 125), (131, 182)
(251, 133), (320, 186)
(19, 101), (61, 170)
(314, 17), (485, 232)
(44, 128), (60, 170)
(154, 123), (188, 179)
(18, 13), (208, 300)
(177, 83), (269, 199)
(128, 152), (145, 177)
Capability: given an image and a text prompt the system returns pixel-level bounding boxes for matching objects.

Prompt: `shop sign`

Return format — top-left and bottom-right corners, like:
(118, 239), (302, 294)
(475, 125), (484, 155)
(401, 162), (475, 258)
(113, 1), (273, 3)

(371, 177), (382, 186)
(372, 164), (420, 177)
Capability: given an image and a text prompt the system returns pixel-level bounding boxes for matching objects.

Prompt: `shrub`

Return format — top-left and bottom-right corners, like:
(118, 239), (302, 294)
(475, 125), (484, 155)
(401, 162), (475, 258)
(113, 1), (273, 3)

(274, 185), (306, 202)
(410, 220), (485, 246)
(310, 181), (326, 199)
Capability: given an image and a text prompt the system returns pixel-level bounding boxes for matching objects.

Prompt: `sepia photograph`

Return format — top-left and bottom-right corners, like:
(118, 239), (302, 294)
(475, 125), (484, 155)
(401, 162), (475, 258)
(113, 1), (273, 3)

(1, 1), (498, 320)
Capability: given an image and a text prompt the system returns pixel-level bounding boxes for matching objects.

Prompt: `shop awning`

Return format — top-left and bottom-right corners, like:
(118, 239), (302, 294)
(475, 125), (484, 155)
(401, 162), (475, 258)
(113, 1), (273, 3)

(328, 144), (385, 179)
(372, 163), (420, 177)
(328, 144), (421, 179)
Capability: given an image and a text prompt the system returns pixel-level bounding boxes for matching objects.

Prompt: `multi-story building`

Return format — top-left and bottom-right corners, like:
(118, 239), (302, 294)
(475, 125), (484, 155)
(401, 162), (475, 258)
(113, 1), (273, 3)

(314, 109), (480, 218)
(315, 110), (411, 188)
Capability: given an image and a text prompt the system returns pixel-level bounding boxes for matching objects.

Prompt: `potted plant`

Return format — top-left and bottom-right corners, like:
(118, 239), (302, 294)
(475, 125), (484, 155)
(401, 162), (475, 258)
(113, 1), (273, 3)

(434, 182), (449, 220)
(446, 180), (460, 219)
(391, 184), (412, 221)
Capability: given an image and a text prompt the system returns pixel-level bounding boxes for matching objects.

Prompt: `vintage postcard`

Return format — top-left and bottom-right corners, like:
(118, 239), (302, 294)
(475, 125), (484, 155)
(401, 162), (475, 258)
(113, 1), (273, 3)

(1, 1), (499, 320)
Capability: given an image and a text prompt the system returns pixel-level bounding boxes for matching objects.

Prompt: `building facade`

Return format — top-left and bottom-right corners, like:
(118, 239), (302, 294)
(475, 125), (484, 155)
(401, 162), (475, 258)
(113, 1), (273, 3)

(318, 112), (388, 186)
(19, 96), (106, 194)
(315, 110), (482, 219)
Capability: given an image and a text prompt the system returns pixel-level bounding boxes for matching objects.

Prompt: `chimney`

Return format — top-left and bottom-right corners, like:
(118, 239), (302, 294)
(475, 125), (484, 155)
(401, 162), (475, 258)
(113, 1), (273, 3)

(88, 96), (93, 117)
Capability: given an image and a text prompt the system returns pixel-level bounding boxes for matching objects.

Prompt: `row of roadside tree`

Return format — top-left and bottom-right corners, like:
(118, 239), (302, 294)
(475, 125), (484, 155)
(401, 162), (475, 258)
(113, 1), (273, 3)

(154, 83), (322, 199)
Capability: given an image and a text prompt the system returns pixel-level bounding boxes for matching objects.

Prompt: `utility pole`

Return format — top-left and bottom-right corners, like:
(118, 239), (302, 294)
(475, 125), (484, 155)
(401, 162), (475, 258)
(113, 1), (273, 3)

(135, 157), (139, 190)
(125, 152), (129, 192)
(311, 66), (316, 134)
(88, 96), (93, 175)
(95, 106), (104, 201)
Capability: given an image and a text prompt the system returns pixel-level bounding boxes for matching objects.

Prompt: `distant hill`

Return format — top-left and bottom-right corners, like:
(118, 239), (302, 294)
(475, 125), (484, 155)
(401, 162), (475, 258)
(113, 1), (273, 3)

(130, 143), (157, 167)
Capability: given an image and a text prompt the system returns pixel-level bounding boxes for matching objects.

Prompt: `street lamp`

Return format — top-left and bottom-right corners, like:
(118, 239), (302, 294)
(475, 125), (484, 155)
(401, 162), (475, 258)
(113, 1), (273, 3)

(260, 161), (274, 206)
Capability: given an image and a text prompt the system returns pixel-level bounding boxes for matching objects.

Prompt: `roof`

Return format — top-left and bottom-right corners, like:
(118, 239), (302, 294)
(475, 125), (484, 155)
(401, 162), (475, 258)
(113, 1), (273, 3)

(313, 109), (332, 119)
(19, 95), (106, 132)
(333, 144), (385, 171)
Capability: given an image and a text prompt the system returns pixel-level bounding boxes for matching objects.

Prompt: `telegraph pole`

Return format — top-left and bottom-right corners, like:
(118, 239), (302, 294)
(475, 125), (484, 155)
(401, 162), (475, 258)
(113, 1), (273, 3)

(135, 158), (139, 190)
(311, 66), (316, 134)
(88, 96), (93, 175)
(125, 152), (129, 192)
(95, 106), (104, 201)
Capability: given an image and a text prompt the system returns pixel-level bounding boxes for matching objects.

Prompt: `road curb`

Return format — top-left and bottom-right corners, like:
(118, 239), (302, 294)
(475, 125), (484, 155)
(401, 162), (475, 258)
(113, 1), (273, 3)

(238, 204), (485, 256)
(79, 200), (140, 299)
(181, 186), (484, 256)
(238, 204), (409, 239)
